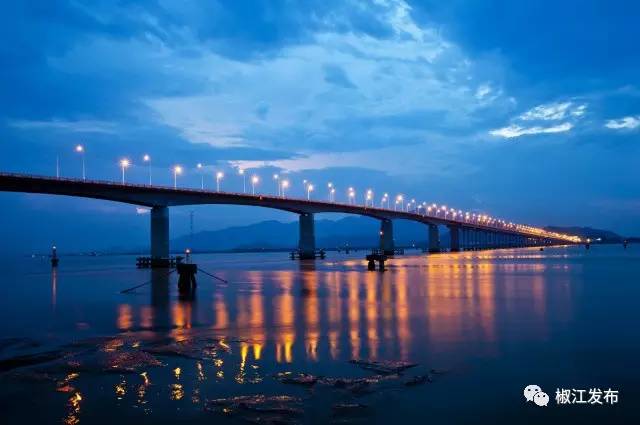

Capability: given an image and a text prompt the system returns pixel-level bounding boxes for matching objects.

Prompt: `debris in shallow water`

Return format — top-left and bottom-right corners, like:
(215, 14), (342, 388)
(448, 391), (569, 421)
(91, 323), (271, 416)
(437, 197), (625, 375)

(274, 372), (318, 386)
(349, 359), (417, 374)
(404, 374), (432, 386)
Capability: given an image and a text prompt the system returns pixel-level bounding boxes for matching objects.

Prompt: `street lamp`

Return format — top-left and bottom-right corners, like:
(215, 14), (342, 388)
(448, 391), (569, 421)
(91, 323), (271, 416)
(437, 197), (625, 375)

(330, 187), (335, 202)
(239, 168), (246, 193)
(348, 187), (355, 205)
(216, 171), (224, 192)
(173, 165), (182, 189)
(251, 175), (259, 195)
(327, 182), (333, 201)
(196, 163), (204, 189)
(396, 195), (404, 211)
(366, 189), (373, 207)
(307, 183), (314, 200)
(143, 154), (151, 184)
(281, 179), (289, 198)
(75, 144), (85, 180)
(120, 158), (130, 184)
(273, 174), (280, 196)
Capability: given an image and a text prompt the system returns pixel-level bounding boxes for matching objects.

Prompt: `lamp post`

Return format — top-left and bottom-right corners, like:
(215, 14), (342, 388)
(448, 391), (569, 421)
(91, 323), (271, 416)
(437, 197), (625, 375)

(251, 175), (259, 195)
(120, 159), (130, 183)
(273, 174), (280, 196)
(143, 154), (151, 184)
(173, 166), (182, 188)
(216, 171), (224, 192)
(330, 187), (335, 202)
(197, 163), (204, 189)
(239, 169), (246, 193)
(366, 189), (373, 207)
(396, 195), (404, 211)
(307, 183), (314, 200)
(327, 182), (333, 201)
(348, 187), (355, 205)
(281, 180), (289, 198)
(75, 145), (85, 180)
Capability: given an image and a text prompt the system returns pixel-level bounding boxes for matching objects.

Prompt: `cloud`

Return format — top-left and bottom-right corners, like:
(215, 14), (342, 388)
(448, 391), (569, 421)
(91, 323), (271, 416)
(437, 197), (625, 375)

(323, 64), (356, 88)
(9, 119), (117, 134)
(475, 84), (492, 100)
(605, 116), (640, 130)
(489, 122), (573, 139)
(520, 101), (586, 121)
(489, 100), (586, 138)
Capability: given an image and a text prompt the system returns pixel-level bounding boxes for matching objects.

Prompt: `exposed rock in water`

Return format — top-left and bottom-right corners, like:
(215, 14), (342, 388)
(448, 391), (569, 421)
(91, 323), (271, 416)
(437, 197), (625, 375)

(0, 337), (41, 352)
(143, 338), (228, 359)
(0, 350), (66, 373)
(332, 403), (368, 416)
(318, 374), (400, 395)
(349, 359), (417, 374)
(274, 372), (318, 386)
(404, 374), (432, 386)
(206, 395), (303, 419)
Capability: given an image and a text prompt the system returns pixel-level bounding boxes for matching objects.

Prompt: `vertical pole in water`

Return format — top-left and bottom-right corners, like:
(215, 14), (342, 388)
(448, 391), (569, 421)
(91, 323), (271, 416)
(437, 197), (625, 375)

(379, 219), (395, 255)
(298, 212), (316, 259)
(151, 206), (170, 264)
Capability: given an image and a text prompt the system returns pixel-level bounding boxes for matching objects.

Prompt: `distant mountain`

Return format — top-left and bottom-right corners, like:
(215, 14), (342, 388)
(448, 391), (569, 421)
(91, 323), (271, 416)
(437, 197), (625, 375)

(544, 226), (625, 242)
(172, 216), (446, 252)
(173, 221), (635, 253)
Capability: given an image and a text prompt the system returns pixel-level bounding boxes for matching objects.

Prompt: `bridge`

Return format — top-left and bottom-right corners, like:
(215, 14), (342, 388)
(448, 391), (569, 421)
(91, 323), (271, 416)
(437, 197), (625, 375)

(0, 172), (581, 261)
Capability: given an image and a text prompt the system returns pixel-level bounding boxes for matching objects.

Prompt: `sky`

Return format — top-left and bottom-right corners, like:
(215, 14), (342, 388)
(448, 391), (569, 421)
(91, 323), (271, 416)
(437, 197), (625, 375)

(1, 0), (639, 253)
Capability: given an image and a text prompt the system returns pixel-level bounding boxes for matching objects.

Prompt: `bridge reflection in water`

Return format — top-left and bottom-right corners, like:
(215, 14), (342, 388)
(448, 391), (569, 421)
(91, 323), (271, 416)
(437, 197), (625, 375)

(113, 251), (573, 366)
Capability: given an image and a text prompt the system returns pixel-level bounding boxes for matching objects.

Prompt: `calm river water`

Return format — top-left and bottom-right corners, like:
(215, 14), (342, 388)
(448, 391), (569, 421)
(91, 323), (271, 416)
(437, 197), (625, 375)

(0, 245), (638, 424)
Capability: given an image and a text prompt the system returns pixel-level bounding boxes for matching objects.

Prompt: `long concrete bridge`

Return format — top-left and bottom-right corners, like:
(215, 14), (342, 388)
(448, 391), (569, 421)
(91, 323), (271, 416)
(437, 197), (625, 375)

(0, 172), (581, 260)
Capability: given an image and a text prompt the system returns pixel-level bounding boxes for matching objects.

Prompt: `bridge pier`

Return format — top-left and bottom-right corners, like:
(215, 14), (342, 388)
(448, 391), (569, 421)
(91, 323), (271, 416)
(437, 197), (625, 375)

(448, 225), (460, 252)
(379, 219), (395, 255)
(298, 213), (316, 259)
(428, 224), (440, 253)
(151, 206), (170, 262)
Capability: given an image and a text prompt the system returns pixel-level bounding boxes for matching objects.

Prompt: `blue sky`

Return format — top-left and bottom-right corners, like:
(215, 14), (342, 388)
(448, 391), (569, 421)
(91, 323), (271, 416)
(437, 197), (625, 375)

(1, 0), (639, 252)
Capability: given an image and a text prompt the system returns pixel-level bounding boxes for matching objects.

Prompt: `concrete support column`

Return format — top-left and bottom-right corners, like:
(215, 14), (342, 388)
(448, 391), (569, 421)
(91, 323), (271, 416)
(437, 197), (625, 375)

(298, 213), (316, 259)
(448, 225), (460, 252)
(151, 206), (169, 260)
(379, 219), (395, 255)
(428, 224), (440, 253)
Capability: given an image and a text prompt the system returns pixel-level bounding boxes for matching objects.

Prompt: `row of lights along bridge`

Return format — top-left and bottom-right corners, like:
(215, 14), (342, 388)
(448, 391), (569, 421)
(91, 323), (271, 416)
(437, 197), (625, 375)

(61, 144), (562, 234)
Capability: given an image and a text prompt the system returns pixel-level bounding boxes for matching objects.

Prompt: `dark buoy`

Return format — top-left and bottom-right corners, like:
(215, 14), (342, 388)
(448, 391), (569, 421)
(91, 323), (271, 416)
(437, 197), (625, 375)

(50, 245), (59, 267)
(539, 247), (544, 251)
(623, 240), (628, 249)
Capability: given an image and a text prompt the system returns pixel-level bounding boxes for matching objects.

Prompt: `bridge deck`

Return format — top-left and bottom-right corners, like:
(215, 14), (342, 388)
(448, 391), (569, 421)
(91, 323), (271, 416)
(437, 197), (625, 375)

(0, 172), (581, 243)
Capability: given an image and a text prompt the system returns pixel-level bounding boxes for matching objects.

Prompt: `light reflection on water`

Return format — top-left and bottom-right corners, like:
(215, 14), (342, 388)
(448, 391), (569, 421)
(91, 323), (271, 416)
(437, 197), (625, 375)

(1, 245), (639, 423)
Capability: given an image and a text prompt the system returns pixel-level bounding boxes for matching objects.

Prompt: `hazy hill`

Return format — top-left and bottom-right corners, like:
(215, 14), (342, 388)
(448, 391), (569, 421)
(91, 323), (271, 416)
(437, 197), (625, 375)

(172, 216), (446, 252)
(544, 226), (624, 242)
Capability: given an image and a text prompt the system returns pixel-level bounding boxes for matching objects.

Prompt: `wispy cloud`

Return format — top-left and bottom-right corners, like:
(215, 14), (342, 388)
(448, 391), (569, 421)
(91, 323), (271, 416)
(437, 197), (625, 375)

(490, 101), (586, 139)
(489, 122), (573, 139)
(9, 119), (117, 134)
(520, 101), (586, 121)
(605, 116), (640, 130)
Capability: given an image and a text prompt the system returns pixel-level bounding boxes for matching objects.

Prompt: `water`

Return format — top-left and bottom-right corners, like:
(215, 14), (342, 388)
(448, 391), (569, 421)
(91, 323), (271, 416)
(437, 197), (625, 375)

(0, 245), (638, 424)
